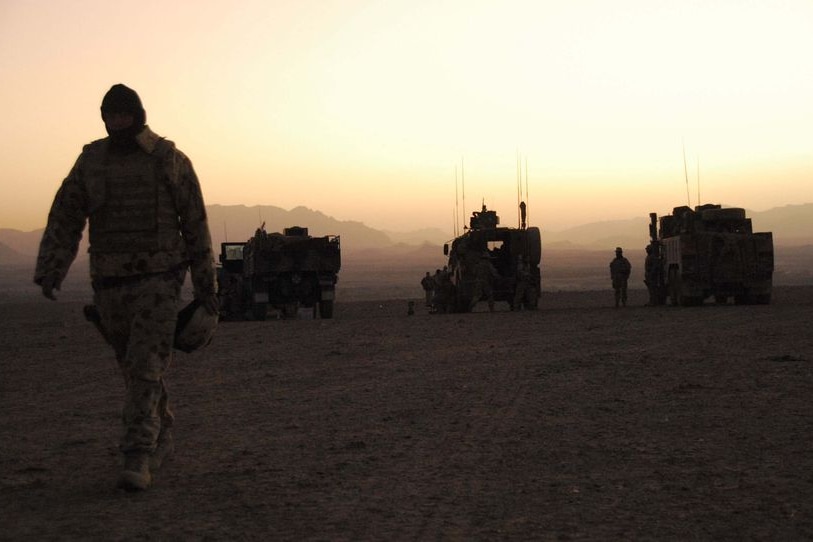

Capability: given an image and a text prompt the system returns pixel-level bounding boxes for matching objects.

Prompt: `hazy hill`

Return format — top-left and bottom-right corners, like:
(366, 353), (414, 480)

(207, 204), (393, 252)
(0, 228), (45, 257)
(542, 217), (650, 251)
(3, 203), (811, 263)
(747, 204), (813, 246)
(0, 240), (29, 266)
(540, 203), (813, 250)
(4, 203), (812, 290)
(382, 228), (451, 246)
(1, 205), (403, 261)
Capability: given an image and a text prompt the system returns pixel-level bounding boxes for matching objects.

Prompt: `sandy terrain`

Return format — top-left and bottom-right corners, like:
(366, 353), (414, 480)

(2, 262), (813, 540)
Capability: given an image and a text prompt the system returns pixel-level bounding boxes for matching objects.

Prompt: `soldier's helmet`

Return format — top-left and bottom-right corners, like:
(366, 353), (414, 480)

(174, 299), (218, 353)
(615, 247), (623, 254)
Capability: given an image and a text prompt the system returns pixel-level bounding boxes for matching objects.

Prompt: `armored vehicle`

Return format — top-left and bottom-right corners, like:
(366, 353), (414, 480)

(441, 203), (541, 312)
(217, 225), (341, 320)
(647, 204), (773, 306)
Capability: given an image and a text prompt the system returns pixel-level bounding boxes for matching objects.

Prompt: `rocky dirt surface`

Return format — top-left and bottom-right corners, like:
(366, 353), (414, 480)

(2, 280), (813, 541)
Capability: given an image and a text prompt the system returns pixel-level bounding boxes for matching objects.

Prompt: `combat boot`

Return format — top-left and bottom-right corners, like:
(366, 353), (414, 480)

(150, 429), (174, 471)
(117, 452), (152, 491)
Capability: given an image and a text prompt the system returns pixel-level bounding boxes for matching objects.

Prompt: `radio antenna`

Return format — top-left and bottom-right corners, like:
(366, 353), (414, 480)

(516, 150), (521, 227)
(525, 156), (529, 226)
(682, 141), (691, 207)
(454, 166), (460, 237)
(696, 155), (701, 206)
(461, 156), (466, 230)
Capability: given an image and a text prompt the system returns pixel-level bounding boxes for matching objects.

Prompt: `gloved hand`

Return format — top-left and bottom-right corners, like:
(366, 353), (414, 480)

(40, 275), (59, 301)
(198, 293), (219, 316)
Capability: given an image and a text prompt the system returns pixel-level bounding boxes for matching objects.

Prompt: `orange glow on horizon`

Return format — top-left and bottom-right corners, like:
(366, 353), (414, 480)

(1, 0), (812, 233)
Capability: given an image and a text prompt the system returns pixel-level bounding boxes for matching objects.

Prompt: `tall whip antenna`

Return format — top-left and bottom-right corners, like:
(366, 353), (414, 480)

(682, 141), (691, 207)
(525, 156), (529, 226)
(454, 166), (460, 237)
(461, 156), (466, 229)
(516, 150), (521, 227)
(696, 155), (701, 206)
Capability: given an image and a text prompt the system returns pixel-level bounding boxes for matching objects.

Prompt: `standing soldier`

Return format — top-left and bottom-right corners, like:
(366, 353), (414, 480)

(512, 255), (535, 310)
(470, 251), (500, 312)
(33, 84), (218, 492)
(644, 243), (661, 306)
(435, 266), (455, 313)
(609, 246), (632, 308)
(420, 271), (434, 307)
(430, 268), (443, 313)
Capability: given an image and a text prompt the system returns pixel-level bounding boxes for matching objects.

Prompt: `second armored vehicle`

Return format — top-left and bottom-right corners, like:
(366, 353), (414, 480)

(647, 204), (773, 305)
(217, 225), (341, 320)
(441, 203), (541, 312)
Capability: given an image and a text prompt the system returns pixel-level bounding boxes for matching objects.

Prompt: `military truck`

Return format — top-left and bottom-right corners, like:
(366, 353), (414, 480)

(647, 204), (773, 306)
(217, 225), (341, 320)
(441, 203), (541, 312)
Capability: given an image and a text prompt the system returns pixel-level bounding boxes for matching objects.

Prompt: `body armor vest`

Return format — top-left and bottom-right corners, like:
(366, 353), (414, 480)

(84, 141), (183, 254)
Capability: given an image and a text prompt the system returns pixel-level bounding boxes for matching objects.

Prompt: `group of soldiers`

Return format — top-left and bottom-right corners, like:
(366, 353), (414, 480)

(421, 267), (455, 313)
(608, 244), (666, 308)
(420, 245), (659, 312)
(609, 244), (666, 308)
(420, 251), (538, 314)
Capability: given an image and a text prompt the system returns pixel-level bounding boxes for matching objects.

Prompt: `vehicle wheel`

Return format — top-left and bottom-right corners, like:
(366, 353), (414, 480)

(319, 300), (334, 319)
(455, 293), (473, 313)
(656, 287), (668, 306)
(753, 293), (771, 304)
(526, 227), (542, 266)
(281, 303), (299, 319)
(680, 295), (702, 306)
(252, 303), (268, 321)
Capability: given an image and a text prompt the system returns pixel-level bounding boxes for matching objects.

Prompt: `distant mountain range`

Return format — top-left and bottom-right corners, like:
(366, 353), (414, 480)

(3, 202), (812, 266)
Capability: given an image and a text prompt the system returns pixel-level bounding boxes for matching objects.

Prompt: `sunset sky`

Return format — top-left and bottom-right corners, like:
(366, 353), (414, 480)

(1, 0), (811, 235)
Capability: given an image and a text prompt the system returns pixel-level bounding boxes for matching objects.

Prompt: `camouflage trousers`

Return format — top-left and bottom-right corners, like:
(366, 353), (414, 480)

(613, 279), (628, 307)
(512, 281), (536, 310)
(470, 280), (495, 312)
(92, 269), (185, 454)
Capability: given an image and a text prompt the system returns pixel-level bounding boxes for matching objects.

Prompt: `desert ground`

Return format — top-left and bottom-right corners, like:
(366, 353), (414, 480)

(2, 259), (813, 541)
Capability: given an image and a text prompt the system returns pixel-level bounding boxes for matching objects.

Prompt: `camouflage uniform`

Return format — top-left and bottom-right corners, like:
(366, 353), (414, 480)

(644, 243), (661, 306)
(512, 257), (535, 310)
(609, 248), (632, 308)
(430, 269), (443, 313)
(420, 272), (434, 307)
(34, 124), (216, 459)
(470, 254), (500, 312)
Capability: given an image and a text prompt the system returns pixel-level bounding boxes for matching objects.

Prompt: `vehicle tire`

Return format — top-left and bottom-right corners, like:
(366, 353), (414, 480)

(680, 295), (703, 306)
(526, 227), (542, 266)
(319, 300), (334, 319)
(281, 303), (299, 319)
(251, 303), (268, 321)
(753, 293), (771, 304)
(455, 293), (473, 313)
